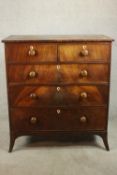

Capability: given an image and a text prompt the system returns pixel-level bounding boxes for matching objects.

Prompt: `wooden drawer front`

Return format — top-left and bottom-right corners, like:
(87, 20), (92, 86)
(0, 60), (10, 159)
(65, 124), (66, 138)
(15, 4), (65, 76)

(8, 65), (58, 84)
(59, 43), (110, 62)
(10, 108), (60, 131)
(6, 43), (57, 63)
(10, 107), (107, 132)
(9, 86), (57, 107)
(9, 85), (108, 107)
(59, 64), (109, 83)
(58, 85), (108, 106)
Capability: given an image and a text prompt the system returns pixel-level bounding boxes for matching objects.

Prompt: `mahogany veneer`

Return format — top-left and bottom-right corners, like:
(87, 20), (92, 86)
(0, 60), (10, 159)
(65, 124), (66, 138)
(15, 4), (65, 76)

(2, 35), (113, 152)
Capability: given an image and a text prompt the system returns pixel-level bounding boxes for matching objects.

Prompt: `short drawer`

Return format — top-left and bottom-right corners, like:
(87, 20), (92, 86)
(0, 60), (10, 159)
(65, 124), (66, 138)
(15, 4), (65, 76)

(9, 85), (108, 107)
(10, 107), (107, 132)
(6, 43), (57, 63)
(8, 65), (58, 84)
(59, 43), (110, 62)
(59, 64), (109, 83)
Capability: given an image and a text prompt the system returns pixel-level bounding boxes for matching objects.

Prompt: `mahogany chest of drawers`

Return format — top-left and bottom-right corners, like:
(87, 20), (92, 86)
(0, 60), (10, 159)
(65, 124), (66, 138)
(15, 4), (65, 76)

(2, 35), (113, 152)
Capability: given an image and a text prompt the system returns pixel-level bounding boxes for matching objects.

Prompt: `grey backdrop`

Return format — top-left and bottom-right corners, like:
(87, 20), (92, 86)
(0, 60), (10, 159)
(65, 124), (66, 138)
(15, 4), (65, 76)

(0, 1), (117, 174)
(0, 0), (117, 119)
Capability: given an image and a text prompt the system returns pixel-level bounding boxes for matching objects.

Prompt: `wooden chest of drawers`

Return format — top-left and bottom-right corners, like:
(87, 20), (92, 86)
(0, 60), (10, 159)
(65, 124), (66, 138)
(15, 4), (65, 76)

(2, 35), (113, 152)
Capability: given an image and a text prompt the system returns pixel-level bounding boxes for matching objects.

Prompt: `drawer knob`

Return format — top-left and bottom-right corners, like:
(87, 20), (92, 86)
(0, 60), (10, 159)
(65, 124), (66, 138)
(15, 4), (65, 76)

(29, 93), (37, 99)
(29, 71), (37, 78)
(80, 92), (87, 99)
(57, 109), (61, 114)
(80, 116), (87, 123)
(57, 87), (61, 91)
(80, 70), (88, 77)
(30, 117), (37, 124)
(28, 45), (36, 56)
(81, 45), (89, 56)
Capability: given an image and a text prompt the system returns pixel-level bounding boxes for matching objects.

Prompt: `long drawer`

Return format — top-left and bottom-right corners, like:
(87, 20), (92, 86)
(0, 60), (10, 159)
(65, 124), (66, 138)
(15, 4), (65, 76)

(8, 64), (109, 84)
(9, 85), (108, 107)
(10, 107), (107, 132)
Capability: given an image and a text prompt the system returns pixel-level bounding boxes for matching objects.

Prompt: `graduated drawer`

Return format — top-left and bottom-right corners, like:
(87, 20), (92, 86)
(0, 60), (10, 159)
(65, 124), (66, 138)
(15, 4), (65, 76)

(59, 43), (110, 62)
(8, 64), (109, 84)
(5, 43), (57, 63)
(10, 107), (107, 132)
(9, 85), (108, 107)
(8, 65), (58, 84)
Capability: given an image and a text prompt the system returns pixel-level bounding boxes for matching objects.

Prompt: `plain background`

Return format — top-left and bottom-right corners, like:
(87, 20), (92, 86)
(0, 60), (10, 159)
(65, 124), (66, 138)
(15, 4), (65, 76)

(0, 1), (117, 174)
(0, 0), (117, 119)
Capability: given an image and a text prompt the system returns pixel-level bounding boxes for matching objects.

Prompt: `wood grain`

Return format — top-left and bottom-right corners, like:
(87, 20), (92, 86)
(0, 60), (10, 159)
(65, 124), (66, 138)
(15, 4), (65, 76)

(2, 35), (114, 42)
(59, 43), (110, 62)
(8, 64), (109, 84)
(10, 107), (107, 131)
(8, 65), (58, 83)
(5, 43), (57, 63)
(9, 85), (108, 107)
(59, 64), (109, 83)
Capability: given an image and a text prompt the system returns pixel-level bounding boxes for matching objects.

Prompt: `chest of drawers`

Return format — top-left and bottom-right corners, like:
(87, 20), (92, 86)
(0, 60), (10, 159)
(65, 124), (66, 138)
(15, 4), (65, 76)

(2, 35), (113, 152)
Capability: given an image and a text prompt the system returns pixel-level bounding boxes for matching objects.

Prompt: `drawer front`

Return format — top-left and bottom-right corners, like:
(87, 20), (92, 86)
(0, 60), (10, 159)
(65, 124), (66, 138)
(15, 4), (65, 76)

(59, 43), (110, 62)
(8, 65), (58, 84)
(59, 85), (108, 106)
(8, 64), (109, 84)
(9, 86), (57, 106)
(10, 107), (107, 132)
(9, 85), (108, 107)
(59, 64), (109, 83)
(6, 43), (57, 63)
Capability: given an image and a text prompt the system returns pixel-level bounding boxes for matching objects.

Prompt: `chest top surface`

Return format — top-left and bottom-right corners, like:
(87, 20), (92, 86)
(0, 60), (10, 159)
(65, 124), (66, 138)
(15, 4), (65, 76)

(2, 35), (114, 43)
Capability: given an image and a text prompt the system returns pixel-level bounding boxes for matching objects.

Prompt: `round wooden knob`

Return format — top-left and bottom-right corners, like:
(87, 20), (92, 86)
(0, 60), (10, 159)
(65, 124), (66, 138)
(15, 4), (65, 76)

(30, 117), (37, 124)
(81, 45), (89, 56)
(80, 70), (88, 77)
(28, 45), (36, 56)
(80, 92), (87, 99)
(29, 71), (37, 78)
(80, 116), (87, 123)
